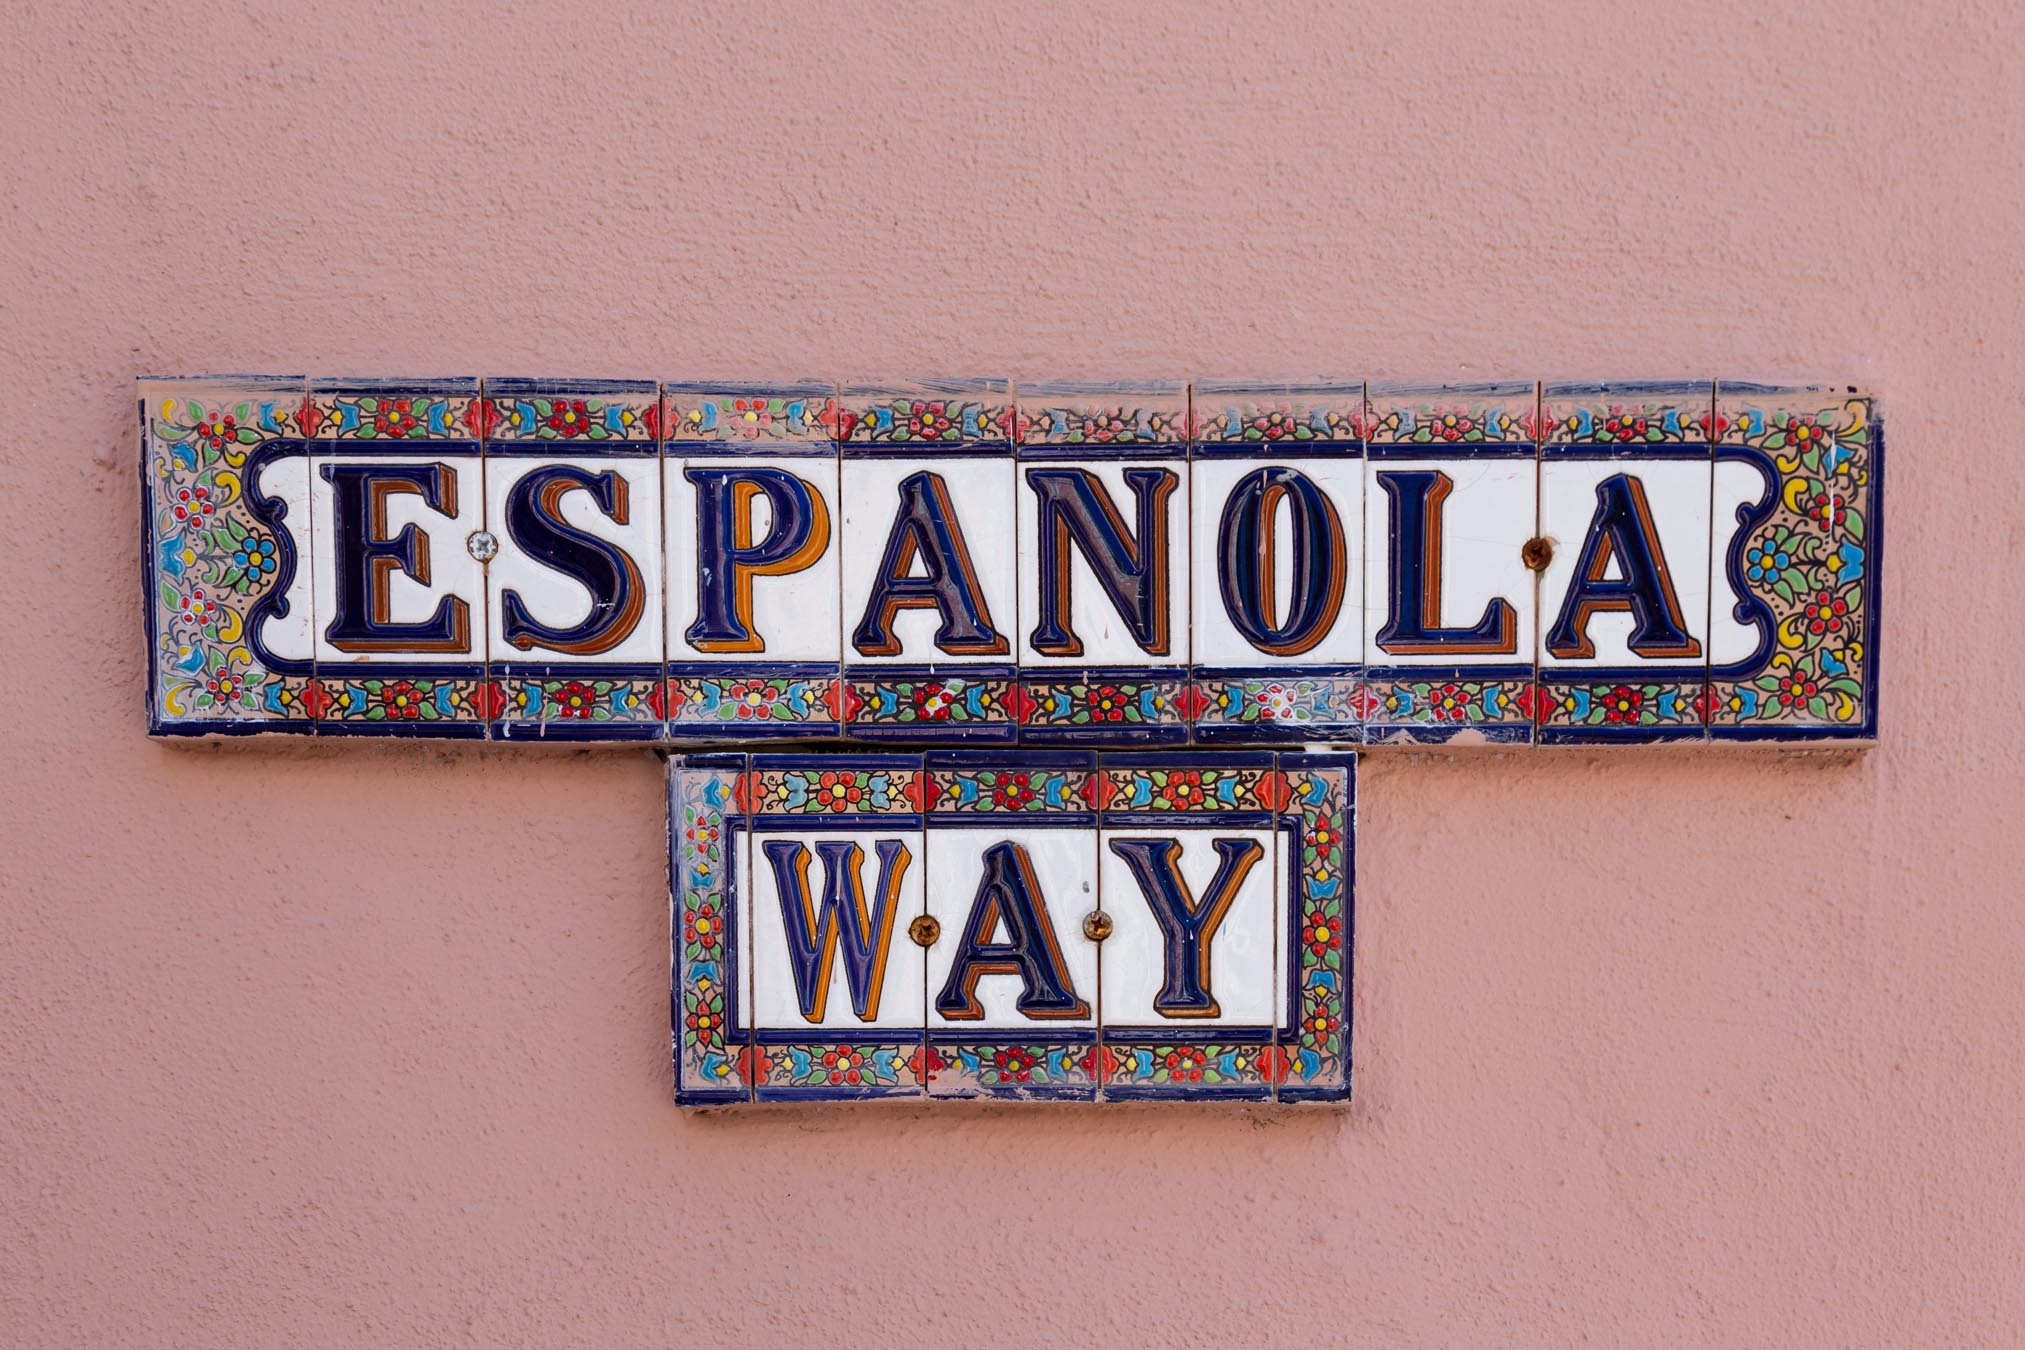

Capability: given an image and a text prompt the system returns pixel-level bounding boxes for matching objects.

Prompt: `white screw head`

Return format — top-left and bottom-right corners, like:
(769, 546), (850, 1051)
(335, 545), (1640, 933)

(466, 530), (499, 562)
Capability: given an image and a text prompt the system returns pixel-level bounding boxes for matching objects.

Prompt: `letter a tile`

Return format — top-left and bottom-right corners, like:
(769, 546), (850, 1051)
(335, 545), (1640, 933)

(839, 381), (1019, 744)
(923, 751), (1102, 1098)
(1537, 382), (1715, 743)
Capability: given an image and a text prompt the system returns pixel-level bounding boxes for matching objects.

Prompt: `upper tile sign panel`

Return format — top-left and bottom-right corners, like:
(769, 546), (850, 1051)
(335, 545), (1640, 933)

(140, 378), (1882, 746)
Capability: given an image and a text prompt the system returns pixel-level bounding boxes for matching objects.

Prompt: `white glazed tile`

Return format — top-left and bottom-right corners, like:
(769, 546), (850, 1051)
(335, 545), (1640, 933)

(1538, 457), (1712, 671)
(1362, 455), (1537, 669)
(924, 826), (1099, 1030)
(666, 452), (842, 665)
(1098, 826), (1277, 1027)
(840, 455), (1018, 666)
(486, 455), (666, 665)
(743, 825), (927, 1034)
(1709, 455), (1775, 673)
(1016, 456), (1189, 669)
(308, 453), (487, 666)
(1191, 457), (1363, 670)
(249, 450), (317, 669)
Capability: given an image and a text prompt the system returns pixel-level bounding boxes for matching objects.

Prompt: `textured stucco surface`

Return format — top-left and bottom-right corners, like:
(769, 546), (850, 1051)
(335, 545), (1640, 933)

(3, 1), (2022, 1345)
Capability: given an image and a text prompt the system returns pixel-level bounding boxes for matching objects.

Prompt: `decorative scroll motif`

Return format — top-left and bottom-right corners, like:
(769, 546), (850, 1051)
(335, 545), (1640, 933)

(1709, 391), (1876, 734)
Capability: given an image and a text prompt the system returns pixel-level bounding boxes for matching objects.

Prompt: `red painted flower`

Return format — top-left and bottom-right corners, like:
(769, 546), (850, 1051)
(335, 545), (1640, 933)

(906, 400), (953, 440)
(176, 586), (217, 628)
(814, 771), (864, 811)
(1085, 685), (1129, 722)
(990, 772), (1036, 810)
(1161, 1047), (1207, 1083)
(821, 1046), (867, 1086)
(1786, 416), (1825, 449)
(1696, 411), (1730, 440)
(195, 410), (238, 450)
(1601, 412), (1650, 442)
(1304, 914), (1341, 957)
(685, 1003), (721, 1040)
(1430, 682), (1470, 721)
(1434, 412), (1477, 441)
(381, 679), (423, 719)
(1251, 410), (1293, 440)
(171, 485), (217, 528)
(646, 679), (671, 721)
(1305, 1007), (1337, 1043)
(726, 681), (778, 719)
(1600, 685), (1644, 723)
(1081, 412), (1124, 442)
(1809, 489), (1848, 531)
(205, 670), (244, 702)
(684, 902), (721, 953)
(372, 398), (419, 438)
(1254, 1045), (1293, 1084)
(1159, 770), (1207, 810)
(684, 817), (719, 850)
(1775, 669), (1818, 708)
(731, 397), (774, 438)
(992, 1047), (1039, 1082)
(546, 399), (592, 437)
(733, 1044), (772, 1080)
(1804, 589), (1848, 636)
(911, 682), (954, 721)
(552, 681), (596, 719)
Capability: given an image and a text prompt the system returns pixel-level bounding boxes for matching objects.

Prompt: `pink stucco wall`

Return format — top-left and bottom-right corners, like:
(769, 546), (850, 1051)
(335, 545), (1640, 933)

(4, 0), (2021, 1343)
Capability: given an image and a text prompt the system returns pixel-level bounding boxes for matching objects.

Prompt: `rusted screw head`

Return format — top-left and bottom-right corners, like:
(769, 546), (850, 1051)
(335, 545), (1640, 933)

(908, 915), (940, 948)
(1082, 910), (1113, 942)
(466, 530), (500, 563)
(1521, 536), (1554, 571)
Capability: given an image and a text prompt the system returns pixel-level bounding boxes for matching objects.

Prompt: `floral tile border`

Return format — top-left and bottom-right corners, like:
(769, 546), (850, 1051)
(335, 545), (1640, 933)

(1706, 385), (1879, 739)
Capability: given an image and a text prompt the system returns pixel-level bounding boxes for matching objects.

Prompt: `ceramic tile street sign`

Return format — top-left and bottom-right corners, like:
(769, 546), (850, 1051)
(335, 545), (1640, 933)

(142, 379), (1881, 745)
(670, 752), (1354, 1104)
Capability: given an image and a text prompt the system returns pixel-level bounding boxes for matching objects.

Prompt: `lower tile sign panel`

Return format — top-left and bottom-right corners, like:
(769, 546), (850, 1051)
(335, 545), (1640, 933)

(670, 752), (1355, 1104)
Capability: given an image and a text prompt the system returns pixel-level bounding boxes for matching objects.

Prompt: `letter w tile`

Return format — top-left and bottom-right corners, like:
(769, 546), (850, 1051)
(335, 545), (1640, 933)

(761, 839), (913, 1022)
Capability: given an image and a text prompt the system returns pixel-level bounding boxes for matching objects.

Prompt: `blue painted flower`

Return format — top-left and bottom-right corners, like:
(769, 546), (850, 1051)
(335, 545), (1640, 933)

(233, 534), (278, 579)
(1826, 539), (1864, 585)
(1745, 535), (1791, 584)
